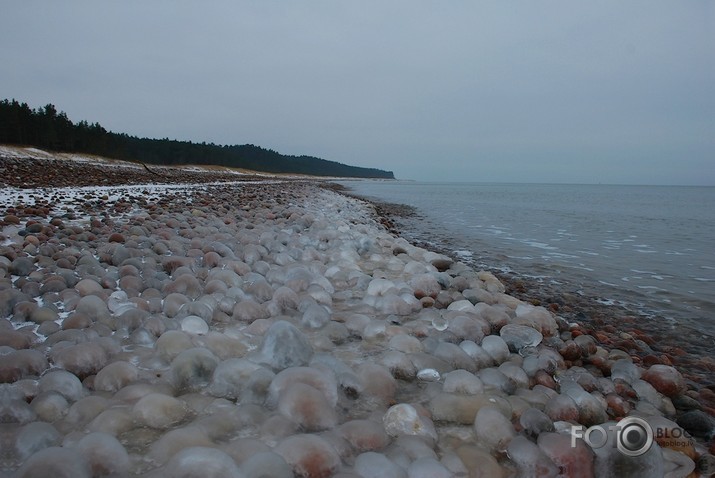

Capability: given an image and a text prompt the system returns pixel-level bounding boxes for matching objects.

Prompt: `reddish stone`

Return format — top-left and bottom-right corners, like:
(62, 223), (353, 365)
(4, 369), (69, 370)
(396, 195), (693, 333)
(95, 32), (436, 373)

(534, 370), (557, 390)
(605, 393), (631, 419)
(4, 214), (20, 224)
(642, 355), (662, 367)
(642, 364), (687, 397)
(559, 341), (581, 361)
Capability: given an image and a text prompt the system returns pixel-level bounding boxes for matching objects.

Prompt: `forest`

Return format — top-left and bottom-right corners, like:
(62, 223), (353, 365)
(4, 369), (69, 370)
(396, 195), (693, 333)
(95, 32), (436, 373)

(0, 99), (394, 179)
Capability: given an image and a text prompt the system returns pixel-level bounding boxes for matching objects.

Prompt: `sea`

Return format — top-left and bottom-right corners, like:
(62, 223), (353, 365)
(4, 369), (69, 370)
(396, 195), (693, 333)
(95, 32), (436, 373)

(339, 181), (715, 340)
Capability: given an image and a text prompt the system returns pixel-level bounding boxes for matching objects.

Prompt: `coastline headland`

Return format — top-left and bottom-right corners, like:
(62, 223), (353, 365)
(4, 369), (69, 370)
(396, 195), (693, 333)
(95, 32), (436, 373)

(1, 147), (713, 476)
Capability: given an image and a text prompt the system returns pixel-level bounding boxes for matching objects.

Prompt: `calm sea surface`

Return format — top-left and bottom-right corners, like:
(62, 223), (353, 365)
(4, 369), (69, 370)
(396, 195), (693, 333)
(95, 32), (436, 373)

(340, 181), (715, 338)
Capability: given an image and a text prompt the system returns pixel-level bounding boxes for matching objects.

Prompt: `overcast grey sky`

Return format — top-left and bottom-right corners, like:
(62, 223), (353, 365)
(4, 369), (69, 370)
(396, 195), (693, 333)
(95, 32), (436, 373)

(1, 1), (713, 184)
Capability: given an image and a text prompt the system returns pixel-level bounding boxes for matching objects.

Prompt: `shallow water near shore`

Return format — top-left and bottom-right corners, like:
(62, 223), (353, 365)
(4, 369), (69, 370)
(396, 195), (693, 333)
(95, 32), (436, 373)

(339, 181), (715, 339)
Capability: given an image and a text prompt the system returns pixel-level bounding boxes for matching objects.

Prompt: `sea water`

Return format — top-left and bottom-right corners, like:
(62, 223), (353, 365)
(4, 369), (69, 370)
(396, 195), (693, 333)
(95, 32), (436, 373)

(340, 181), (715, 338)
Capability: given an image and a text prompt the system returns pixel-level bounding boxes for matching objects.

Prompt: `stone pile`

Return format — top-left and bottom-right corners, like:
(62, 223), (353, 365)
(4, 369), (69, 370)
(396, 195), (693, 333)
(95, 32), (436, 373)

(1, 153), (714, 477)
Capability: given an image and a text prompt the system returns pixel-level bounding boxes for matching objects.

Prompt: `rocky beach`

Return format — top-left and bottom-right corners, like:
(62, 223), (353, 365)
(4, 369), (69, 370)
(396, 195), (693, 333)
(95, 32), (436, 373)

(1, 147), (714, 477)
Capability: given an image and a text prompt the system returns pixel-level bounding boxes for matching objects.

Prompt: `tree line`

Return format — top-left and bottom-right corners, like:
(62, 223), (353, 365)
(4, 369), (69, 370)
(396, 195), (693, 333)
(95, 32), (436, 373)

(0, 99), (395, 179)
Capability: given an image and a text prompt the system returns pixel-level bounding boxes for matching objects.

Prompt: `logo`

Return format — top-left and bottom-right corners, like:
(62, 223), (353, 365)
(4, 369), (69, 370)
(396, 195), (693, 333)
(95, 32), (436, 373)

(571, 417), (654, 457)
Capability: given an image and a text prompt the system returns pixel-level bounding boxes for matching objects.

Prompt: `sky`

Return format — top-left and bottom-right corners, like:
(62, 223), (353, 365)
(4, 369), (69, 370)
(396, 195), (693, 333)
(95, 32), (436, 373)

(1, 1), (713, 184)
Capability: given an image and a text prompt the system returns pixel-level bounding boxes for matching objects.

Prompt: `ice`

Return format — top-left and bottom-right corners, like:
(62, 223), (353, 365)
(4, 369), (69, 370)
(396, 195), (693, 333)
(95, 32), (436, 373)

(366, 278), (396, 296)
(15, 421), (61, 461)
(301, 302), (331, 329)
(507, 435), (559, 476)
(357, 363), (398, 406)
(592, 421), (665, 478)
(473, 406), (516, 452)
(73, 432), (130, 477)
(161, 446), (242, 478)
(543, 393), (580, 422)
(383, 403), (438, 441)
(208, 358), (264, 400)
(156, 330), (194, 360)
(388, 334), (424, 354)
(518, 407), (554, 438)
(610, 358), (641, 384)
(169, 347), (220, 392)
(406, 457), (452, 478)
(253, 320), (313, 371)
(380, 351), (417, 381)
(433, 341), (478, 372)
(233, 299), (270, 323)
(416, 368), (441, 382)
(274, 434), (342, 478)
(459, 340), (495, 368)
(277, 382), (338, 431)
(13, 446), (92, 478)
(442, 369), (484, 395)
(560, 381), (608, 427)
(74, 294), (111, 323)
(409, 273), (441, 299)
(93, 360), (140, 392)
(480, 335), (510, 364)
(339, 419), (390, 453)
(30, 391), (69, 422)
(499, 323), (543, 352)
(268, 366), (338, 408)
(239, 451), (293, 478)
(132, 393), (188, 429)
(38, 369), (85, 402)
(537, 432), (595, 478)
(181, 315), (210, 335)
(478, 367), (515, 394)
(498, 362), (530, 389)
(354, 452), (407, 478)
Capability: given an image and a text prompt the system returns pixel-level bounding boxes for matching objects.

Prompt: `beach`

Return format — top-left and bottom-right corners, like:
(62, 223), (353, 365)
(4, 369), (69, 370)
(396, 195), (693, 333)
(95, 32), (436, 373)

(1, 148), (713, 477)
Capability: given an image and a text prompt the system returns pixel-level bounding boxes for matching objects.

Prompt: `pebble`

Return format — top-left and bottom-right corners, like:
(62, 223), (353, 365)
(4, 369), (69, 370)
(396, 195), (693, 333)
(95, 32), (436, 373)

(0, 156), (709, 476)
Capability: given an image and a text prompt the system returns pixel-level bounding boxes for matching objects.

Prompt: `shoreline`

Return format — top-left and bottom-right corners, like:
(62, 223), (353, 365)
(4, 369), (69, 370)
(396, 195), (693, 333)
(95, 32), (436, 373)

(1, 151), (714, 476)
(337, 186), (715, 390)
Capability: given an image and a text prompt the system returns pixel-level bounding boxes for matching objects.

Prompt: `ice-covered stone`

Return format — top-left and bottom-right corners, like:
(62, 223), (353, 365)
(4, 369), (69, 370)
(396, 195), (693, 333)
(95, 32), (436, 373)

(560, 381), (608, 427)
(38, 369), (85, 402)
(518, 407), (554, 438)
(14, 446), (92, 478)
(181, 315), (210, 335)
(268, 366), (338, 408)
(15, 421), (61, 461)
(383, 403), (438, 441)
(473, 406), (515, 453)
(274, 434), (341, 478)
(50, 342), (109, 378)
(208, 358), (263, 400)
(610, 358), (641, 384)
(254, 320), (313, 371)
(239, 451), (293, 478)
(507, 435), (559, 477)
(301, 303), (331, 329)
(162, 446), (242, 478)
(416, 368), (440, 382)
(277, 382), (338, 431)
(93, 360), (140, 392)
(499, 323), (543, 352)
(339, 419), (390, 453)
(132, 392), (188, 429)
(354, 452), (407, 478)
(73, 432), (130, 477)
(537, 432), (594, 478)
(481, 335), (510, 364)
(442, 370), (484, 395)
(170, 347), (220, 392)
(30, 391), (69, 422)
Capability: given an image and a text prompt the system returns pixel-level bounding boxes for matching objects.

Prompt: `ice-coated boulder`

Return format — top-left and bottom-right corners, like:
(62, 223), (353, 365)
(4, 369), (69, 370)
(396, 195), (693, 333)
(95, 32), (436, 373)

(169, 347), (220, 392)
(161, 446), (242, 478)
(254, 320), (313, 371)
(277, 382), (338, 431)
(14, 446), (92, 478)
(507, 435), (559, 477)
(132, 392), (188, 429)
(354, 451), (407, 478)
(274, 434), (342, 478)
(93, 360), (140, 392)
(473, 406), (515, 453)
(480, 335), (510, 365)
(499, 324), (543, 352)
(73, 432), (130, 477)
(383, 403), (437, 441)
